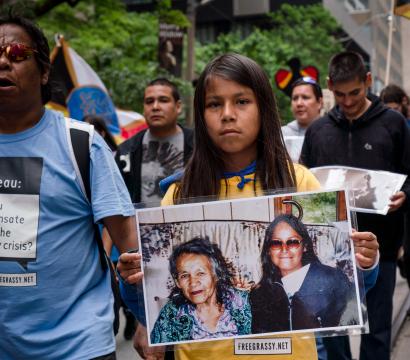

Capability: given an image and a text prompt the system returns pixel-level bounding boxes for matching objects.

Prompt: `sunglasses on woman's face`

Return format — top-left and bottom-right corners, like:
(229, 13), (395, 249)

(0, 43), (37, 62)
(270, 239), (302, 251)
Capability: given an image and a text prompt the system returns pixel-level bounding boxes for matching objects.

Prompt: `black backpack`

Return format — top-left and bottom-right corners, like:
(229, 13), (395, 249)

(65, 118), (121, 335)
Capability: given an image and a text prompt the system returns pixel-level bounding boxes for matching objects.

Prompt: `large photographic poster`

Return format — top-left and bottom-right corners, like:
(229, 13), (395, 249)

(311, 166), (407, 215)
(137, 190), (363, 347)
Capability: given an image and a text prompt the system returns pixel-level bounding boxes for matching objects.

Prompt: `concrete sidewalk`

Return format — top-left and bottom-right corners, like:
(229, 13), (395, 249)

(349, 270), (410, 360)
(392, 313), (410, 360)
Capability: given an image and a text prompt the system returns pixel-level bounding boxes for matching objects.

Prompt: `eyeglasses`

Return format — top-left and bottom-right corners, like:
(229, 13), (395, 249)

(270, 239), (303, 251)
(0, 43), (37, 62)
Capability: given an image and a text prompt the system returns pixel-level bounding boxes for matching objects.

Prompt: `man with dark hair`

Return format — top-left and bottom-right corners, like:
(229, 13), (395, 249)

(115, 78), (193, 358)
(0, 15), (141, 359)
(380, 84), (409, 120)
(116, 77), (193, 206)
(301, 51), (410, 360)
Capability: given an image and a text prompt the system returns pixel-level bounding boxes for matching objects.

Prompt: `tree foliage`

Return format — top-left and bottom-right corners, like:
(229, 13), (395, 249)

(36, 0), (190, 112)
(0, 0), (81, 18)
(11, 1), (341, 120)
(195, 4), (343, 122)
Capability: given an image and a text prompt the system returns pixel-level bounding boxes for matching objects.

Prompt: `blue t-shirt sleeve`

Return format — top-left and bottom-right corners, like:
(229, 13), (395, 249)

(89, 132), (134, 222)
(119, 280), (146, 326)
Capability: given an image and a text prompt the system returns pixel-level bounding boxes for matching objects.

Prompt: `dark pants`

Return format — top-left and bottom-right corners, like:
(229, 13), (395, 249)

(91, 352), (116, 360)
(401, 212), (410, 287)
(360, 261), (396, 360)
(165, 350), (175, 360)
(324, 261), (396, 360)
(323, 336), (352, 360)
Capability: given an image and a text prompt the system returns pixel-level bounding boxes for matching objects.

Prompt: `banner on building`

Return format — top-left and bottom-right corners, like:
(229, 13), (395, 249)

(158, 23), (184, 77)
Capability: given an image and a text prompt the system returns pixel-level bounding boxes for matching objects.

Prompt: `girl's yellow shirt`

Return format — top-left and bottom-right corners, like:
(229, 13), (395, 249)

(161, 163), (321, 360)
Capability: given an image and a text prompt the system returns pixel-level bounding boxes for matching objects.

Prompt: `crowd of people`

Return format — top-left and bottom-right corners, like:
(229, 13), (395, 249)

(1, 13), (410, 360)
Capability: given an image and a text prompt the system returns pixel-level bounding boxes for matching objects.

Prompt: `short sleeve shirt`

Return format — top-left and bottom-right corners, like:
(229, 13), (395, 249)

(0, 109), (134, 359)
(140, 129), (184, 206)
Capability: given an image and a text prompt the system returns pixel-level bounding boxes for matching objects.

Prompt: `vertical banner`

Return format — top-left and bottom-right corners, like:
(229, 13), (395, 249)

(158, 23), (184, 77)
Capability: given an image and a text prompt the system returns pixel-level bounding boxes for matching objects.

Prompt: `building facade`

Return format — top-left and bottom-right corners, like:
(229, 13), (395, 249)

(324, 0), (406, 93)
(124, 0), (408, 93)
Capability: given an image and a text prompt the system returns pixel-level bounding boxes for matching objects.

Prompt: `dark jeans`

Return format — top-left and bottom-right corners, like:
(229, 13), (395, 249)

(91, 352), (116, 360)
(360, 261), (396, 360)
(324, 261), (396, 360)
(401, 212), (410, 287)
(165, 350), (175, 360)
(323, 336), (352, 360)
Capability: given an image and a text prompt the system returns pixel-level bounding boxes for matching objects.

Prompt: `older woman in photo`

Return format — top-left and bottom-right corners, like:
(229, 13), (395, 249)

(151, 237), (251, 344)
(250, 214), (352, 333)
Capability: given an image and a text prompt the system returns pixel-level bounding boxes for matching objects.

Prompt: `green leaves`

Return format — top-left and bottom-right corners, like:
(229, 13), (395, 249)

(35, 1), (341, 123)
(195, 4), (343, 123)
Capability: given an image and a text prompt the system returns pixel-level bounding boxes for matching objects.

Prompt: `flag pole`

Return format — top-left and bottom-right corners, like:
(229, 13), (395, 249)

(385, 0), (396, 85)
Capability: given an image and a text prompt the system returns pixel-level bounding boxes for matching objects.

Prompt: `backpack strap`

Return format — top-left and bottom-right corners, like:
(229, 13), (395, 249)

(65, 117), (121, 334)
(65, 118), (94, 203)
(64, 118), (107, 271)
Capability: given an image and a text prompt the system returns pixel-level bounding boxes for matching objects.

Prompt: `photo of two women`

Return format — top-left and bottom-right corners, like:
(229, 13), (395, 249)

(137, 191), (363, 346)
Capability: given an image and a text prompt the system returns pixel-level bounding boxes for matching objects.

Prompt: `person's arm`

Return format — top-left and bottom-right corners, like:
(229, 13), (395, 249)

(388, 191), (407, 212)
(108, 215), (145, 325)
(103, 215), (138, 254)
(104, 215), (144, 305)
(361, 263), (379, 292)
(111, 218), (156, 359)
(351, 229), (379, 292)
(102, 227), (113, 257)
(351, 230), (379, 269)
(119, 279), (146, 324)
(124, 184), (180, 359)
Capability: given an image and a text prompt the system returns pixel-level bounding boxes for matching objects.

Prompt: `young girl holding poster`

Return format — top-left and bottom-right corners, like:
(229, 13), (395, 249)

(118, 53), (379, 360)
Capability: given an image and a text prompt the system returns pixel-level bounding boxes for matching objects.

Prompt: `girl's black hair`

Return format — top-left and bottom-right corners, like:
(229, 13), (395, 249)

(175, 53), (296, 202)
(259, 214), (319, 285)
(0, 14), (51, 104)
(168, 236), (236, 307)
(83, 115), (118, 151)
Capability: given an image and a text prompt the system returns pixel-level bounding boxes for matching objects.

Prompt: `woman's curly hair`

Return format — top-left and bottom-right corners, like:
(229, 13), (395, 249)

(168, 236), (236, 307)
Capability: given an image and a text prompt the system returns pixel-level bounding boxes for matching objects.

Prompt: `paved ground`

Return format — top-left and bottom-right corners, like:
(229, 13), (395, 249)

(115, 313), (142, 360)
(116, 271), (410, 360)
(349, 271), (410, 360)
(392, 314), (410, 360)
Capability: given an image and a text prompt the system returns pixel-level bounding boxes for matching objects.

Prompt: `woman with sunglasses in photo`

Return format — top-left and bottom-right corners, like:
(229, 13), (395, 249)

(118, 53), (379, 360)
(251, 214), (351, 333)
